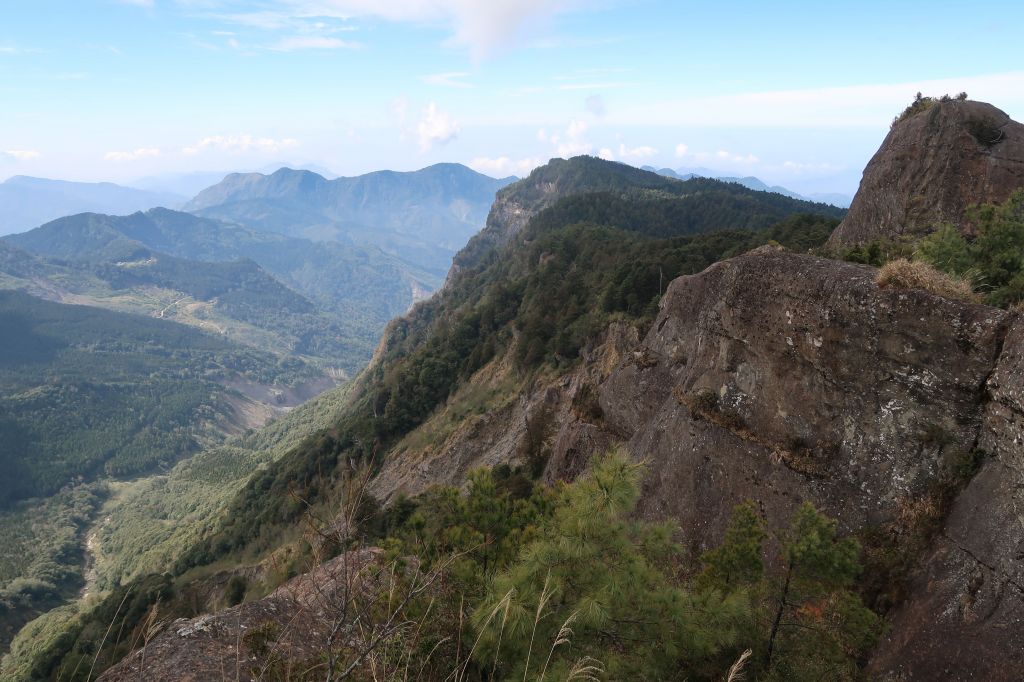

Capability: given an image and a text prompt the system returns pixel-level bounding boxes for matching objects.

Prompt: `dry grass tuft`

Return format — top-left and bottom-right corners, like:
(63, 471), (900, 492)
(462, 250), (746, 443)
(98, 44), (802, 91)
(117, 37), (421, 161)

(876, 259), (981, 304)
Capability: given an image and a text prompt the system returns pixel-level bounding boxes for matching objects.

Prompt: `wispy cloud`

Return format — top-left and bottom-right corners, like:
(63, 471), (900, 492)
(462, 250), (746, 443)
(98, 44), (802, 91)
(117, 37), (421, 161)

(182, 134), (298, 155)
(266, 36), (360, 51)
(422, 72), (473, 88)
(117, 0), (155, 7)
(213, 1), (590, 59)
(417, 103), (460, 152)
(104, 148), (161, 162)
(558, 82), (634, 91)
(585, 94), (606, 117)
(611, 71), (1024, 128)
(4, 150), (41, 161)
(468, 155), (543, 177)
(596, 142), (658, 162)
(539, 119), (592, 157)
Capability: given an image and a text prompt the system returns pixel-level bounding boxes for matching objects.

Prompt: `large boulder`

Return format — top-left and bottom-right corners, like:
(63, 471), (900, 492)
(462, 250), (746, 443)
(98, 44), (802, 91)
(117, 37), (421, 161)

(829, 99), (1024, 246)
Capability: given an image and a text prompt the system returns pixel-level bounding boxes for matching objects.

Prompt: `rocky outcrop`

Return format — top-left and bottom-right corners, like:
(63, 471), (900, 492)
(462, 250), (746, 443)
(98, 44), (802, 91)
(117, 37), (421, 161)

(587, 246), (1023, 678)
(600, 246), (1008, 541)
(868, 317), (1024, 679)
(99, 550), (386, 682)
(829, 99), (1024, 246)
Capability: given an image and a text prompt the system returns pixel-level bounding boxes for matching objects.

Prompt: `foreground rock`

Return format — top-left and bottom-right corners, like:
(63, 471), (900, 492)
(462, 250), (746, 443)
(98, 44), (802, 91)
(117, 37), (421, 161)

(99, 550), (386, 682)
(829, 99), (1024, 246)
(594, 246), (1022, 679)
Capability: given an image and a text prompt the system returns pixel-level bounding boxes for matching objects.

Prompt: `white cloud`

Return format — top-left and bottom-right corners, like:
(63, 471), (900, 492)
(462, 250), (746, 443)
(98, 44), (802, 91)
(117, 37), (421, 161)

(4, 150), (41, 161)
(610, 71), (1024, 128)
(675, 143), (688, 157)
(558, 82), (633, 91)
(468, 155), (543, 177)
(416, 102), (460, 152)
(0, 47), (17, 54)
(585, 94), (606, 117)
(104, 147), (161, 162)
(118, 0), (154, 7)
(598, 147), (615, 161)
(182, 135), (298, 155)
(230, 1), (583, 59)
(617, 143), (657, 160)
(422, 72), (473, 88)
(392, 97), (410, 127)
(713, 150), (759, 164)
(267, 36), (359, 51)
(549, 118), (591, 157)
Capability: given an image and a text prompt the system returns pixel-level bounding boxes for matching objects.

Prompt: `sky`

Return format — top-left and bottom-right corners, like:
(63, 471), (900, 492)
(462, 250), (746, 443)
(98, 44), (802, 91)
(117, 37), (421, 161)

(1, 0), (1023, 196)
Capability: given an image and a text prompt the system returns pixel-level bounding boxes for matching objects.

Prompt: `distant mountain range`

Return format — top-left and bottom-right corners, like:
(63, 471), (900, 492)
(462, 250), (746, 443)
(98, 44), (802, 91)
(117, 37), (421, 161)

(2, 208), (440, 371)
(0, 176), (186, 236)
(640, 166), (852, 208)
(185, 163), (517, 276)
(130, 162), (338, 198)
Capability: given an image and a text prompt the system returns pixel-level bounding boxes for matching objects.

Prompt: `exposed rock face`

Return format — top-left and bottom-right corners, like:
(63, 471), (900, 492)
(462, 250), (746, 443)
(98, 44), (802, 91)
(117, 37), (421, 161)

(868, 317), (1024, 679)
(589, 246), (1023, 679)
(829, 100), (1024, 246)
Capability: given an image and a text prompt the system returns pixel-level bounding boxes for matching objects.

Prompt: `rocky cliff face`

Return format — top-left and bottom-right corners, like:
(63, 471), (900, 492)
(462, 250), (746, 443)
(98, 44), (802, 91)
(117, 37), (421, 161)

(96, 243), (1024, 680)
(388, 245), (1024, 679)
(594, 247), (1022, 678)
(829, 99), (1024, 246)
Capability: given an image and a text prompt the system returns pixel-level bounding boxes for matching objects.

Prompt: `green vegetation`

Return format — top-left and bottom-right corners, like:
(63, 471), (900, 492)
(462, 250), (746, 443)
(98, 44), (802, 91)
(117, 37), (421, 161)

(4, 208), (442, 371)
(0, 488), (105, 653)
(24, 455), (880, 681)
(93, 381), (352, 590)
(0, 290), (318, 506)
(840, 191), (1024, 308)
(1, 382), (353, 678)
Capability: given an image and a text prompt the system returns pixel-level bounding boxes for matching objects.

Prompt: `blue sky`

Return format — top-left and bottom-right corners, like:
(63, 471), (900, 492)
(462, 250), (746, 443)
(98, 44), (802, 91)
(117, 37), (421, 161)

(2, 0), (1023, 195)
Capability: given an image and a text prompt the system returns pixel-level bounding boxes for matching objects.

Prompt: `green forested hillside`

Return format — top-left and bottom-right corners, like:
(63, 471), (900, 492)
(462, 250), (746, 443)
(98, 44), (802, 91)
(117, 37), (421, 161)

(0, 290), (317, 505)
(4, 209), (439, 369)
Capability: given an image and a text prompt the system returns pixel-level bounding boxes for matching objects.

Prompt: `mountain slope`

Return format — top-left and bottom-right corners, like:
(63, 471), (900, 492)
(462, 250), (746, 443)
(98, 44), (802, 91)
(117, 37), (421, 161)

(829, 97), (1024, 245)
(170, 157), (842, 565)
(4, 208), (439, 370)
(454, 157), (844, 274)
(0, 289), (324, 505)
(0, 177), (184, 236)
(184, 163), (515, 275)
(642, 165), (854, 207)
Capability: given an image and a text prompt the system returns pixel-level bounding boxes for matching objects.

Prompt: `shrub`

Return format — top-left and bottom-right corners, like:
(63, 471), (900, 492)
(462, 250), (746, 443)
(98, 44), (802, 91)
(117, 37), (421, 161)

(224, 575), (247, 606)
(876, 259), (981, 303)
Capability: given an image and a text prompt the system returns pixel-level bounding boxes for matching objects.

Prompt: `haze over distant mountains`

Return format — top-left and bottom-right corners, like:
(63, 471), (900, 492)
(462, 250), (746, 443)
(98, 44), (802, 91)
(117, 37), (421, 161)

(641, 165), (853, 207)
(130, 162), (338, 198)
(185, 163), (516, 275)
(0, 176), (186, 236)
(2, 207), (437, 371)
